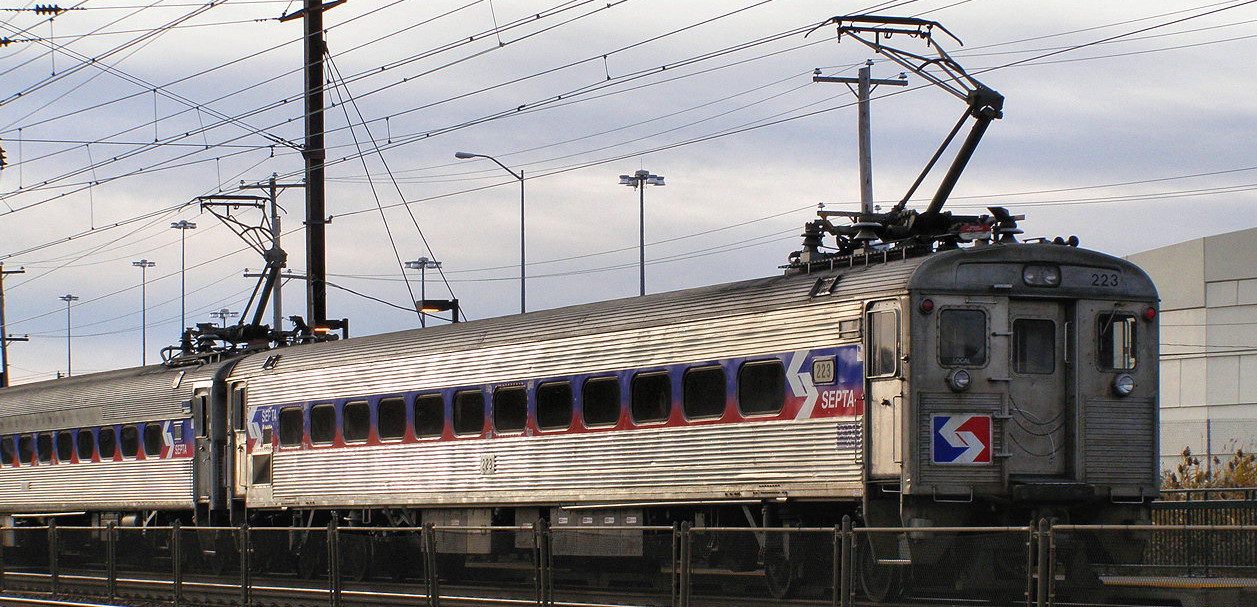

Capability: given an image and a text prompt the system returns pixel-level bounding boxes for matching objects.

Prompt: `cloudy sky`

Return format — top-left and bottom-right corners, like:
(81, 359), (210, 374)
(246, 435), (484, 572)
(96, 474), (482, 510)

(2, 0), (1256, 383)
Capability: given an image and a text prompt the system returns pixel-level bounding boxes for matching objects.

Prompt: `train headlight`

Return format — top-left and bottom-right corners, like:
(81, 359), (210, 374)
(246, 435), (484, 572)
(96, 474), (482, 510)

(1023, 264), (1061, 287)
(947, 369), (972, 392)
(1113, 374), (1136, 396)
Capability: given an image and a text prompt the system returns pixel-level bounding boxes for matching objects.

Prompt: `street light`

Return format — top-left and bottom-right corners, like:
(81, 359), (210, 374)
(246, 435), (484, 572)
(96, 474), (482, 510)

(170, 220), (197, 335)
(404, 257), (443, 327)
(454, 151), (526, 314)
(59, 294), (78, 377)
(131, 259), (156, 366)
(211, 308), (239, 327)
(618, 169), (665, 296)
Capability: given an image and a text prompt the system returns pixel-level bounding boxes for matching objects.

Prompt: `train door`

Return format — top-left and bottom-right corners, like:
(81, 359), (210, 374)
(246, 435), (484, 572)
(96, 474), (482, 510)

(229, 382), (248, 499)
(866, 300), (903, 479)
(1004, 299), (1071, 477)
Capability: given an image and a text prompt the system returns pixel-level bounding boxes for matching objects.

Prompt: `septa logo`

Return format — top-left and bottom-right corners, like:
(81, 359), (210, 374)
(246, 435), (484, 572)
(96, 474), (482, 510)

(932, 414), (992, 464)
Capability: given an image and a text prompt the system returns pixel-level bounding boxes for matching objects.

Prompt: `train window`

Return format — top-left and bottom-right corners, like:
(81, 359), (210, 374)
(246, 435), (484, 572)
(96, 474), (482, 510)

(939, 309), (987, 367)
(1014, 319), (1056, 374)
(76, 429), (95, 461)
(55, 431), (74, 462)
(867, 309), (900, 376)
(98, 428), (117, 459)
(738, 360), (786, 415)
(143, 423), (163, 456)
(342, 401), (370, 442)
(120, 425), (140, 458)
(377, 398), (406, 441)
(414, 394), (445, 438)
(310, 404), (336, 444)
(278, 407), (304, 446)
(453, 391), (486, 436)
(1, 436), (14, 465)
(536, 382), (573, 431)
(18, 435), (34, 464)
(683, 366), (726, 420)
(1098, 313), (1137, 370)
(37, 432), (53, 463)
(582, 377), (620, 427)
(493, 386), (528, 434)
(631, 372), (671, 424)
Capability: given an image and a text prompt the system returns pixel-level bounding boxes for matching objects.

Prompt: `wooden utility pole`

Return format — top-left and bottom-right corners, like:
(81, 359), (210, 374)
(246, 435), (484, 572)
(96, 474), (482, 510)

(0, 263), (29, 387)
(814, 60), (907, 214)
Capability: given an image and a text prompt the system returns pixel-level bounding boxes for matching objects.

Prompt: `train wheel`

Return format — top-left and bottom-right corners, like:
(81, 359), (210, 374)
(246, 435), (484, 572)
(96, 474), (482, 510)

(762, 533), (800, 599)
(858, 537), (902, 603)
(340, 535), (374, 582)
(297, 541), (325, 579)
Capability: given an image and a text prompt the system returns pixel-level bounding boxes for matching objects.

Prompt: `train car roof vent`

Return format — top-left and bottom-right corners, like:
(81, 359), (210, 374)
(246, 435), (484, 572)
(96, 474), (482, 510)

(262, 354), (282, 370)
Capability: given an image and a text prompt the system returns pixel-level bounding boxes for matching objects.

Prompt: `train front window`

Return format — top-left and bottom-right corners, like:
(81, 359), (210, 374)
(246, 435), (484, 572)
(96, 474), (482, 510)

(939, 309), (987, 366)
(1014, 319), (1056, 374)
(1098, 313), (1137, 370)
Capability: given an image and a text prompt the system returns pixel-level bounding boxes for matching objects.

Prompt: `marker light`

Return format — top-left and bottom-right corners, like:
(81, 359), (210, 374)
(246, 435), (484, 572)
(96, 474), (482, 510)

(1143, 307), (1157, 321)
(919, 299), (935, 314)
(1113, 374), (1136, 397)
(947, 369), (972, 392)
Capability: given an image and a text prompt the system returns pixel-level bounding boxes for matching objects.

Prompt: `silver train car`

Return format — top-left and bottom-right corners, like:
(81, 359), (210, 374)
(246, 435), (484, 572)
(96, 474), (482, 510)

(0, 238), (1159, 597)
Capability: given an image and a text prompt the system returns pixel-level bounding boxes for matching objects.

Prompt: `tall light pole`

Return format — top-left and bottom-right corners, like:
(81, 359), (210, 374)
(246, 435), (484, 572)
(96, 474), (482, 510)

(454, 151), (525, 314)
(618, 169), (665, 296)
(170, 220), (197, 335)
(131, 259), (156, 366)
(404, 257), (442, 327)
(60, 294), (78, 377)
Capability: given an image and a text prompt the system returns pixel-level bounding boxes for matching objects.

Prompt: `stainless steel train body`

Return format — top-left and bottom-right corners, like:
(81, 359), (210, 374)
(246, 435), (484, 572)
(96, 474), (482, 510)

(0, 240), (1159, 591)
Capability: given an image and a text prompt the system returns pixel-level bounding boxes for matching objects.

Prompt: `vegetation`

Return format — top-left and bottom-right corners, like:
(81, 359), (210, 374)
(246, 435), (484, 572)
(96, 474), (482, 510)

(1161, 444), (1257, 494)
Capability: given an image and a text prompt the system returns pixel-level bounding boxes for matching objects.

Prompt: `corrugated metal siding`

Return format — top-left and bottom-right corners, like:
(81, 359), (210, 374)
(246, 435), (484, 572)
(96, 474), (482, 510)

(1084, 398), (1156, 487)
(235, 259), (926, 407)
(0, 362), (227, 433)
(915, 392), (1005, 489)
(0, 458), (194, 511)
(260, 418), (862, 507)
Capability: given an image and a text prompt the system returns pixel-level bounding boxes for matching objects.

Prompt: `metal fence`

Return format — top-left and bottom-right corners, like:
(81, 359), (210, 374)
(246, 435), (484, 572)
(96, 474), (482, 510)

(0, 514), (1254, 607)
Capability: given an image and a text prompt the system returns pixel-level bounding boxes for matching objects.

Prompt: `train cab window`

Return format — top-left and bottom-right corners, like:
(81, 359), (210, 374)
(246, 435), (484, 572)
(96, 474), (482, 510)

(493, 386), (527, 434)
(738, 360), (786, 416)
(18, 435), (34, 464)
(76, 429), (95, 461)
(37, 432), (53, 463)
(55, 431), (74, 462)
(143, 423), (164, 456)
(939, 309), (987, 366)
(683, 366), (726, 420)
(1014, 319), (1056, 374)
(582, 377), (620, 427)
(309, 404), (336, 444)
(453, 390), (486, 436)
(377, 398), (407, 441)
(1, 436), (14, 465)
(98, 428), (117, 459)
(278, 407), (304, 447)
(414, 394), (445, 438)
(342, 401), (370, 443)
(536, 382), (573, 431)
(1098, 313), (1137, 370)
(631, 372), (671, 424)
(120, 425), (140, 458)
(867, 308), (900, 376)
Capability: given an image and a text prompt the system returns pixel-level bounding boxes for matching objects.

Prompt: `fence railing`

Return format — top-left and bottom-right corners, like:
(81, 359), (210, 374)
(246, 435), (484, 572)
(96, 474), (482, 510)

(1, 516), (1255, 607)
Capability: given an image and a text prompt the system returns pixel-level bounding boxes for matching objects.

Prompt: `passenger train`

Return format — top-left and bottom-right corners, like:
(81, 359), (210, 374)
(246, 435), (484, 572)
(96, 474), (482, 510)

(0, 214), (1160, 599)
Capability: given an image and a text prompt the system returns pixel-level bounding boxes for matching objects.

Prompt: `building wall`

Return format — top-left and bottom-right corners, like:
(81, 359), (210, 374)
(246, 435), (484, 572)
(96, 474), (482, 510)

(1129, 227), (1257, 475)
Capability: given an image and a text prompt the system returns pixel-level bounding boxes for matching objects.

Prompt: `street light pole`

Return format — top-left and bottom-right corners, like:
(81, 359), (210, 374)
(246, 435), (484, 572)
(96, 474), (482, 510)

(617, 170), (665, 296)
(454, 152), (525, 314)
(170, 220), (197, 336)
(60, 294), (78, 377)
(131, 259), (156, 366)
(404, 257), (442, 327)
